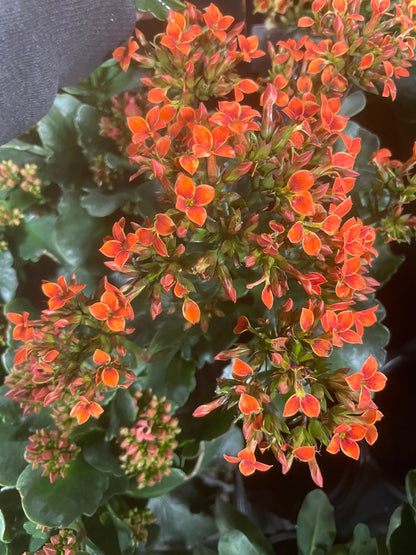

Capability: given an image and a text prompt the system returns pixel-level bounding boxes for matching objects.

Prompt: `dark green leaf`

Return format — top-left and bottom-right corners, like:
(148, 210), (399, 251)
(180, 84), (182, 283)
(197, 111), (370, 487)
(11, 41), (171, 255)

(370, 240), (404, 286)
(297, 490), (336, 555)
(142, 353), (196, 409)
(80, 187), (143, 218)
(127, 468), (187, 499)
(349, 523), (378, 555)
(107, 505), (137, 555)
(0, 250), (17, 303)
(0, 422), (30, 487)
(215, 498), (274, 555)
(74, 104), (109, 157)
(198, 425), (244, 473)
(135, 0), (185, 20)
(218, 529), (263, 555)
(0, 489), (26, 544)
(386, 503), (416, 555)
(82, 435), (125, 476)
(17, 214), (62, 263)
(0, 385), (23, 424)
(54, 190), (107, 290)
(406, 470), (416, 510)
(38, 95), (89, 185)
(147, 494), (216, 549)
(105, 389), (137, 441)
(17, 458), (109, 527)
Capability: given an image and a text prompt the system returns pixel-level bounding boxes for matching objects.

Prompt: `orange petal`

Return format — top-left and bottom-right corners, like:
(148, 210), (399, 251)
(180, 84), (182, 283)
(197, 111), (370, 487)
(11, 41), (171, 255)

(301, 394), (320, 417)
(300, 307), (314, 331)
(194, 185), (215, 206)
(293, 446), (315, 461)
(89, 302), (109, 321)
(360, 354), (378, 378)
(232, 358), (253, 379)
(102, 367), (119, 388)
(93, 349), (111, 365)
(233, 316), (250, 334)
(340, 438), (360, 460)
(239, 393), (260, 415)
(175, 173), (195, 198)
(366, 372), (387, 392)
(283, 394), (300, 417)
(287, 221), (303, 243)
(311, 338), (332, 357)
(290, 191), (315, 216)
(179, 155), (199, 175)
(288, 170), (314, 192)
(303, 232), (321, 256)
(186, 206), (207, 226)
(239, 460), (256, 476)
(345, 372), (362, 392)
(326, 435), (340, 454)
(182, 298), (200, 324)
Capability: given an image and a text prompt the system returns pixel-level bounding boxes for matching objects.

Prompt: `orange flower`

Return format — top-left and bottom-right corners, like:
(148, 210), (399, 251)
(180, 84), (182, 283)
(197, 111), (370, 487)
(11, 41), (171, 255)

(287, 170), (315, 216)
(203, 3), (234, 41)
(237, 35), (265, 62)
(135, 213), (176, 257)
(239, 393), (261, 415)
(326, 422), (366, 459)
(93, 349), (119, 388)
(160, 11), (202, 56)
(345, 355), (387, 408)
(89, 281), (134, 332)
(128, 105), (176, 144)
(182, 298), (200, 324)
(232, 358), (253, 379)
(7, 311), (33, 342)
(224, 447), (272, 476)
(100, 218), (138, 269)
(70, 396), (104, 425)
(113, 37), (139, 71)
(41, 276), (85, 310)
(192, 125), (235, 159)
(321, 310), (363, 347)
(175, 173), (215, 226)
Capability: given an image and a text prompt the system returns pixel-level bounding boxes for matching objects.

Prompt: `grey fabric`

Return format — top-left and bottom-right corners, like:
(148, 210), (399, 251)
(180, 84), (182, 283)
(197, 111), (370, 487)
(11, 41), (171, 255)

(0, 0), (136, 145)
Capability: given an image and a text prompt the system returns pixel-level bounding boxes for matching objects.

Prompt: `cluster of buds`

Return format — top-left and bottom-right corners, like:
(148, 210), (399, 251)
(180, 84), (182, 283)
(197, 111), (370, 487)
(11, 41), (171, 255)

(24, 428), (80, 483)
(5, 275), (136, 428)
(0, 160), (43, 197)
(24, 528), (78, 555)
(253, 0), (311, 28)
(123, 507), (155, 546)
(0, 204), (23, 231)
(370, 144), (416, 242)
(118, 389), (180, 488)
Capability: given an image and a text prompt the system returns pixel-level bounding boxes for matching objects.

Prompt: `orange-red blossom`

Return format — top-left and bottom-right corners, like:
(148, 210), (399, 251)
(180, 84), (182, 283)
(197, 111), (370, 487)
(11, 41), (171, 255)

(224, 447), (272, 476)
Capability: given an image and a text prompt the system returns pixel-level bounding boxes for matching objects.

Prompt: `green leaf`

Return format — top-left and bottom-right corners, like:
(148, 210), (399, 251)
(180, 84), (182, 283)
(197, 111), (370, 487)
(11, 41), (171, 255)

(370, 240), (405, 286)
(17, 458), (109, 527)
(105, 389), (137, 441)
(0, 422), (30, 487)
(74, 104), (109, 157)
(82, 435), (125, 476)
(386, 503), (416, 555)
(218, 529), (263, 555)
(17, 214), (62, 263)
(147, 494), (216, 549)
(0, 250), (17, 303)
(0, 385), (23, 424)
(297, 490), (336, 555)
(127, 468), (188, 499)
(0, 488), (26, 544)
(215, 498), (274, 555)
(340, 90), (367, 118)
(80, 186), (143, 218)
(349, 523), (378, 555)
(198, 425), (244, 474)
(106, 504), (136, 555)
(406, 470), (416, 510)
(142, 352), (196, 409)
(38, 94), (89, 185)
(135, 0), (185, 20)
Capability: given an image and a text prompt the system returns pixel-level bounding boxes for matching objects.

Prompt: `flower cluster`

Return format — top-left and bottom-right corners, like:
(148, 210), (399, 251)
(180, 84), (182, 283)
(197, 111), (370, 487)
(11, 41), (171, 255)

(118, 389), (180, 488)
(0, 160), (43, 196)
(123, 507), (156, 546)
(5, 275), (135, 428)
(370, 144), (416, 242)
(24, 528), (78, 555)
(24, 428), (80, 483)
(105, 2), (393, 486)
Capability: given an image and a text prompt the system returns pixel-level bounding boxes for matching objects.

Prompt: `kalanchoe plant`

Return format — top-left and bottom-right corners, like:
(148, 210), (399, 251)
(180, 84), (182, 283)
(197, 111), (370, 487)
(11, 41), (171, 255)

(1, 0), (416, 553)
